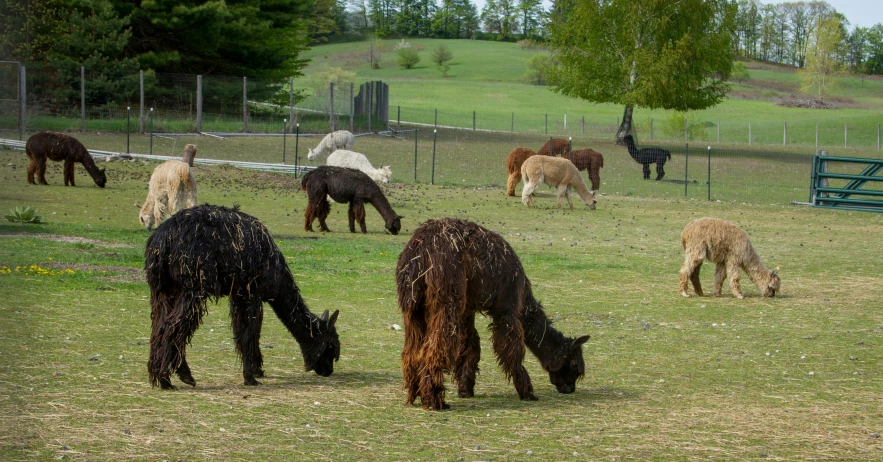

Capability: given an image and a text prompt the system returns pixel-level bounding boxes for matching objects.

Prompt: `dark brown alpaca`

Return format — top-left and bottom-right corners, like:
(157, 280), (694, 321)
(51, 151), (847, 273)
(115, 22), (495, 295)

(567, 149), (604, 191)
(396, 218), (590, 410)
(505, 147), (537, 196)
(26, 131), (107, 188)
(145, 204), (341, 389)
(301, 166), (402, 235)
(537, 138), (570, 156)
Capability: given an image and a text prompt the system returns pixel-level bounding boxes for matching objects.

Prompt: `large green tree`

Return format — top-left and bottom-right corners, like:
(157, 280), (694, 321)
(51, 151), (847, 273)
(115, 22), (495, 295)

(114, 0), (311, 78)
(548, 0), (737, 143)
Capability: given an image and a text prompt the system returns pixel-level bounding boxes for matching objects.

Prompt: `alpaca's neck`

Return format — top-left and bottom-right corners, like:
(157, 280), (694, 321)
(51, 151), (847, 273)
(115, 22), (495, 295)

(624, 139), (640, 159)
(742, 248), (771, 284)
(267, 275), (324, 346)
(367, 190), (397, 222)
(571, 179), (595, 203)
(521, 295), (569, 368)
(79, 150), (102, 178)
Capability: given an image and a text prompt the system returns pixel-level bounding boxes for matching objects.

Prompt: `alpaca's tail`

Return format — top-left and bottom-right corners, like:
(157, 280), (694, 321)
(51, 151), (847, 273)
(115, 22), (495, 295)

(301, 169), (316, 191)
(666, 151), (671, 161)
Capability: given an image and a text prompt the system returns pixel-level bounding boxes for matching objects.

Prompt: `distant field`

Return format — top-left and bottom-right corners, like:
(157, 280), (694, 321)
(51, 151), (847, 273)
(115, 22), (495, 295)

(298, 39), (883, 148)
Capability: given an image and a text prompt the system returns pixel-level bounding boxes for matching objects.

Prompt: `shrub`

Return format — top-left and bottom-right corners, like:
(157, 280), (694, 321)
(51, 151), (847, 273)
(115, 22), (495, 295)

(431, 45), (453, 76)
(397, 48), (421, 69)
(5, 206), (45, 224)
(522, 54), (554, 85)
(732, 62), (750, 84)
(661, 111), (708, 141)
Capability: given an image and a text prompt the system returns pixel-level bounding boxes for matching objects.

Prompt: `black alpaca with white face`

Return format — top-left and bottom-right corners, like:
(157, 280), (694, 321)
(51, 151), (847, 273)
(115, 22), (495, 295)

(622, 134), (671, 180)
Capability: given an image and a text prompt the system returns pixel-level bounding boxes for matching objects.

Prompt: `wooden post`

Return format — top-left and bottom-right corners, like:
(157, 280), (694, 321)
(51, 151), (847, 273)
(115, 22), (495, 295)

(748, 121), (751, 145)
(717, 120), (720, 143)
(581, 116), (585, 136)
(289, 78), (295, 134)
(243, 76), (248, 133)
(844, 124), (848, 148)
(650, 118), (653, 140)
(80, 66), (85, 133)
(349, 82), (354, 132)
(139, 70), (145, 133)
(545, 114), (548, 135)
(330, 82), (335, 132)
(511, 112), (514, 133)
(196, 75), (203, 132)
(784, 121), (787, 145)
(19, 65), (26, 140)
(815, 122), (819, 150)
(431, 129), (437, 185)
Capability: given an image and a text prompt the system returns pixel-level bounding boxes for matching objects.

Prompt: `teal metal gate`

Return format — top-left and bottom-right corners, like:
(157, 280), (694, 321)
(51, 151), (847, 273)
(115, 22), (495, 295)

(810, 154), (883, 212)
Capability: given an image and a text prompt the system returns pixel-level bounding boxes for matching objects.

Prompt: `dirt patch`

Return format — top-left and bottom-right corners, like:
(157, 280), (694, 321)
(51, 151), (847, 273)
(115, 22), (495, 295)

(777, 98), (836, 109)
(0, 232), (134, 248)
(39, 261), (143, 274)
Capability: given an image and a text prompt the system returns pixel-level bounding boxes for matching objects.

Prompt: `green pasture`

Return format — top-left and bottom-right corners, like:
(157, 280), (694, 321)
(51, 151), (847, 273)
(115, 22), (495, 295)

(1, 146), (882, 460)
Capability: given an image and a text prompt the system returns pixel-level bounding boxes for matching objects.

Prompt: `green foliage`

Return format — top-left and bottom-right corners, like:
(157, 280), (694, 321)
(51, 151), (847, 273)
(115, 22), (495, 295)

(548, 0), (736, 111)
(732, 61), (750, 83)
(660, 111), (708, 141)
(47, 0), (140, 107)
(522, 53), (553, 85)
(431, 44), (453, 76)
(799, 16), (846, 100)
(5, 206), (45, 224)
(395, 41), (421, 69)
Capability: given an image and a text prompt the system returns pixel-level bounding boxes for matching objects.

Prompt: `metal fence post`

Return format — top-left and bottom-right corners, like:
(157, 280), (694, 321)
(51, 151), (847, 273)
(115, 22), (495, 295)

(282, 119), (287, 164)
(126, 106), (131, 154)
(783, 121), (787, 145)
(684, 143), (689, 197)
(472, 111), (475, 131)
(707, 146), (711, 201)
(140, 70), (145, 133)
(414, 129), (418, 183)
(148, 108), (154, 155)
(816, 122), (819, 150)
(243, 76), (248, 133)
(330, 82), (335, 132)
(717, 120), (720, 143)
(349, 82), (354, 132)
(748, 121), (751, 145)
(196, 75), (203, 132)
(844, 124), (848, 148)
(684, 118), (688, 143)
(581, 116), (585, 137)
(878, 123), (881, 149)
(397, 105), (401, 126)
(511, 112), (514, 133)
(434, 108), (437, 127)
(568, 137), (572, 161)
(294, 123), (300, 177)
(80, 66), (86, 133)
(545, 114), (548, 135)
(431, 129), (437, 185)
(650, 118), (653, 141)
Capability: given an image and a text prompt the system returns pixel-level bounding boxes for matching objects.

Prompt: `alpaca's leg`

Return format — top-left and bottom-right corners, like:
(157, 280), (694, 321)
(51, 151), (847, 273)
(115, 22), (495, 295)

(656, 161), (666, 181)
(489, 310), (536, 401)
(418, 317), (454, 410)
(642, 163), (651, 180)
(563, 186), (574, 209)
(506, 172), (520, 196)
(401, 302), (428, 406)
(149, 290), (202, 389)
(230, 294), (265, 386)
(304, 203), (316, 231)
(316, 198), (332, 232)
(689, 263), (704, 296)
(349, 200), (367, 233)
(454, 315), (481, 398)
(589, 167), (601, 192)
(679, 256), (704, 297)
(727, 261), (744, 299)
(521, 180), (538, 207)
(64, 160), (75, 186)
(713, 263), (727, 296)
(36, 156), (49, 185)
(27, 153), (38, 184)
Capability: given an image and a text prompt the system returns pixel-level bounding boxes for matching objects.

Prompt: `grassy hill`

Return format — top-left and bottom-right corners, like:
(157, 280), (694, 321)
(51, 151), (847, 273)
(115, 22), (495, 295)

(299, 39), (883, 149)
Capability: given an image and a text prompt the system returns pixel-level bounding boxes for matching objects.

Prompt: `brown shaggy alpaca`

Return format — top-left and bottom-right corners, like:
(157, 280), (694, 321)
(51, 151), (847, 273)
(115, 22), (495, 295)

(521, 155), (596, 210)
(397, 218), (590, 410)
(26, 131), (106, 188)
(679, 217), (781, 299)
(537, 138), (569, 156)
(567, 149), (604, 191)
(505, 147), (537, 196)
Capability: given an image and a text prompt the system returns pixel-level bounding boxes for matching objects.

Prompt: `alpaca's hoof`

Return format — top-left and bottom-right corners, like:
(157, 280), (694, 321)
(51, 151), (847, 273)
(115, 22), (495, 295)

(681, 291), (690, 298)
(253, 369), (265, 378)
(159, 379), (177, 390)
(458, 390), (474, 398)
(520, 392), (539, 401)
(244, 378), (262, 386)
(179, 376), (196, 387)
(737, 294), (744, 300)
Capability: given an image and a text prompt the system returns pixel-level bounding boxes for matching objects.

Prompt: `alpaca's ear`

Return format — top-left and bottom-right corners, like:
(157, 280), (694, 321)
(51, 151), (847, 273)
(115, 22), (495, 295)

(572, 335), (590, 348)
(328, 310), (339, 328)
(134, 203), (141, 209)
(100, 168), (106, 174)
(320, 310), (329, 322)
(771, 266), (780, 277)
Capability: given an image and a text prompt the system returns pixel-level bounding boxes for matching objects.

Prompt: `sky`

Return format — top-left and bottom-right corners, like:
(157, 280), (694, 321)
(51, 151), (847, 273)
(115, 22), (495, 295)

(469, 0), (883, 30)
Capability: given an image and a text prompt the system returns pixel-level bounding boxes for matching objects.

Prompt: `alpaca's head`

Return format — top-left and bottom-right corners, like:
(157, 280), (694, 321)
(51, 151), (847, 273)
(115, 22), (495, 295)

(763, 266), (781, 297)
(303, 310), (341, 377)
(385, 215), (403, 235)
(379, 166), (392, 184)
(545, 335), (590, 394)
(307, 147), (320, 161)
(136, 202), (155, 230)
(93, 168), (107, 188)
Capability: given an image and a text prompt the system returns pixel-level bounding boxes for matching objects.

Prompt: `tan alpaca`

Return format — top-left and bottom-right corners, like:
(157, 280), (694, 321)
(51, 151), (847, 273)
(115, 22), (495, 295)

(505, 147), (537, 196)
(521, 155), (596, 210)
(679, 217), (781, 299)
(138, 160), (198, 230)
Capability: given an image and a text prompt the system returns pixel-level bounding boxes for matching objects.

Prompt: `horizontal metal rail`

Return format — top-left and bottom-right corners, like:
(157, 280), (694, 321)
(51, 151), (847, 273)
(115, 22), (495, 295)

(815, 172), (883, 182)
(815, 187), (883, 197)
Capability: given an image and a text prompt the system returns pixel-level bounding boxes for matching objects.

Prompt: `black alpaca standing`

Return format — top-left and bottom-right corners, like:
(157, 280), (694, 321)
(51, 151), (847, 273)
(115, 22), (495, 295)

(302, 166), (402, 235)
(145, 204), (340, 389)
(622, 134), (671, 180)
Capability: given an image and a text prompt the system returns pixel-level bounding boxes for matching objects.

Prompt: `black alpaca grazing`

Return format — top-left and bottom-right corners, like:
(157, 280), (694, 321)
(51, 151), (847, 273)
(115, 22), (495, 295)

(145, 204), (341, 389)
(302, 166), (402, 235)
(26, 131), (107, 187)
(622, 134), (671, 180)
(397, 218), (591, 410)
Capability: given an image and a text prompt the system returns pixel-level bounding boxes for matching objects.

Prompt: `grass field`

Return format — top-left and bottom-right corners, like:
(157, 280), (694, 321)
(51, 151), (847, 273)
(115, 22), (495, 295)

(1, 146), (881, 460)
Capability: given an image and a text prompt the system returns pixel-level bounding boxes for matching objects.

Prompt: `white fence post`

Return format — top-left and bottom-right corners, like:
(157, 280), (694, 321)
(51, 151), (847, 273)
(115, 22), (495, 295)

(196, 75), (202, 132)
(243, 76), (248, 133)
(80, 66), (85, 133)
(139, 70), (145, 133)
(19, 65), (26, 141)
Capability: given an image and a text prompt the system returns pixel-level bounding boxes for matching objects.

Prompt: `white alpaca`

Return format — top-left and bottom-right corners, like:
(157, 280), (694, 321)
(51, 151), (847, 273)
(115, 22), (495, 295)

(308, 130), (355, 161)
(138, 160), (198, 230)
(326, 149), (392, 183)
(520, 155), (596, 209)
